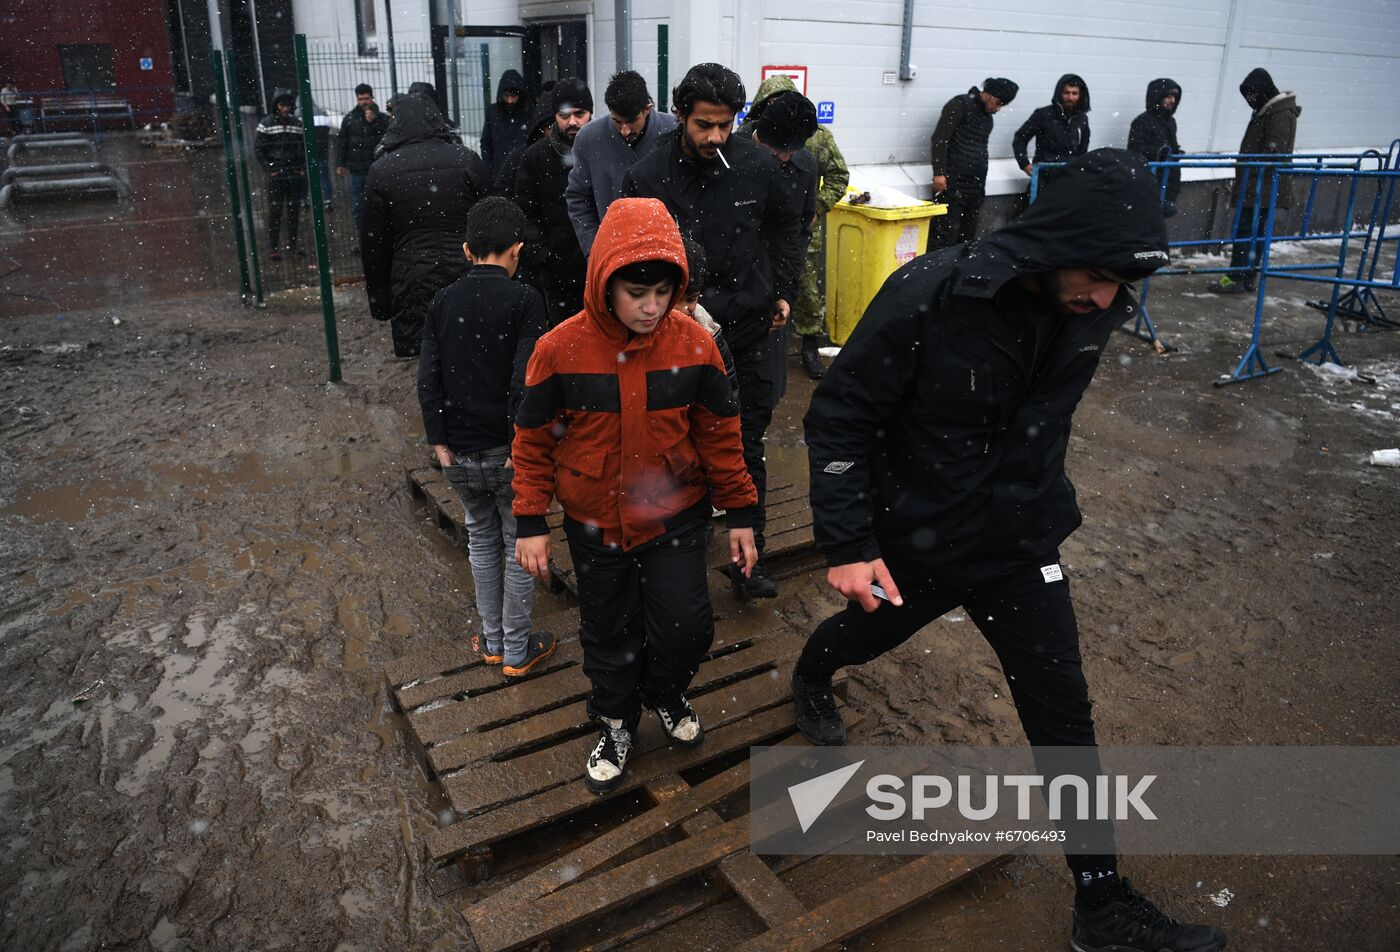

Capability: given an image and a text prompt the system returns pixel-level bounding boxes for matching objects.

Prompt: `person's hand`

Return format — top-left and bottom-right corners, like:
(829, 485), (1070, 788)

(729, 528), (758, 578)
(771, 299), (791, 330)
(932, 174), (947, 194)
(1023, 164), (1033, 177)
(335, 165), (348, 177)
(433, 444), (454, 468)
(503, 457), (514, 469)
(827, 559), (904, 613)
(516, 535), (552, 582)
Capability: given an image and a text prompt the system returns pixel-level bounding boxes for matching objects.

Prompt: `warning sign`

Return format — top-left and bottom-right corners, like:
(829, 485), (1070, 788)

(760, 65), (807, 96)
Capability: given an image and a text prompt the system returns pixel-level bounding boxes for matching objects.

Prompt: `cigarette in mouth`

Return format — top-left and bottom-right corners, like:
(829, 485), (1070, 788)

(718, 150), (730, 169)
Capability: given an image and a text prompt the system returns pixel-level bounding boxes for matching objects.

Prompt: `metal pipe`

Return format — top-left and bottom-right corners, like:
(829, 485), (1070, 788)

(899, 0), (915, 81)
(226, 56), (265, 306)
(383, 0), (399, 96)
(210, 49), (253, 302)
(293, 33), (343, 383)
(657, 24), (669, 112)
(246, 0), (269, 113)
(446, 0), (459, 127)
(616, 0), (633, 71)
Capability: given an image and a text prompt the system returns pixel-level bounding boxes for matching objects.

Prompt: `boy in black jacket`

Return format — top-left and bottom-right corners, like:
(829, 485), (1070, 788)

(418, 197), (555, 678)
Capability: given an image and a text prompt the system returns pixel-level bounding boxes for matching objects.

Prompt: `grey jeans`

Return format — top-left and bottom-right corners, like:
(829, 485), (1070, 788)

(442, 445), (534, 665)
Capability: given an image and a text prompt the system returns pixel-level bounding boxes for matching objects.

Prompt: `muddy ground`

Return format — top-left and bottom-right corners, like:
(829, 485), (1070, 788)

(2, 262), (1398, 950)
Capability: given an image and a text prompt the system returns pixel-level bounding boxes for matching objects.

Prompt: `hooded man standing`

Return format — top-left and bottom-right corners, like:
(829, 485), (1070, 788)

(515, 78), (594, 323)
(480, 69), (532, 177)
(1127, 78), (1184, 216)
(254, 91), (307, 260)
(566, 71), (678, 257)
(789, 150), (1226, 952)
(622, 63), (807, 600)
(743, 74), (850, 380)
(361, 93), (493, 358)
(927, 77), (1018, 251)
(1013, 73), (1091, 189)
(1210, 68), (1301, 294)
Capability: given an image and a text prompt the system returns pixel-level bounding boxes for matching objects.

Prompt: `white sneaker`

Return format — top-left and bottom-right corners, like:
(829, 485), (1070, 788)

(652, 694), (704, 747)
(585, 717), (635, 794)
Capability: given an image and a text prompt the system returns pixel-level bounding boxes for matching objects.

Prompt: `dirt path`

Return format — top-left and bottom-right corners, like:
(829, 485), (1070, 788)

(2, 275), (1397, 950)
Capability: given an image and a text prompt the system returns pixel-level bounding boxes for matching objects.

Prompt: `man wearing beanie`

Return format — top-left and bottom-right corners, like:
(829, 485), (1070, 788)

(1209, 67), (1301, 294)
(791, 149), (1226, 952)
(742, 75), (849, 380)
(927, 77), (1018, 251)
(515, 78), (594, 322)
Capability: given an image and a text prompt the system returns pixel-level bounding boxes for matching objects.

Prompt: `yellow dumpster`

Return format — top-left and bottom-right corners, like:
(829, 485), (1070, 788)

(824, 197), (946, 345)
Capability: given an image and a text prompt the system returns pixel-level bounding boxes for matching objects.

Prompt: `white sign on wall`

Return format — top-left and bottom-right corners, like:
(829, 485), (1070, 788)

(760, 65), (807, 97)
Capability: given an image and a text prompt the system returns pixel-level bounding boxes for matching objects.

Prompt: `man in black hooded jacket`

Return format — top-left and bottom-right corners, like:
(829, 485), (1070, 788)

(254, 91), (306, 259)
(480, 70), (532, 177)
(361, 93), (493, 357)
(789, 149), (1226, 952)
(927, 77), (1018, 251)
(1012, 73), (1090, 189)
(1127, 78), (1184, 215)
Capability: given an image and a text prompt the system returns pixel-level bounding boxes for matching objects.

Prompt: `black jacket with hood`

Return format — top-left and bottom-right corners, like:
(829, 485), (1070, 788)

(1234, 69), (1301, 209)
(805, 148), (1169, 587)
(1012, 74), (1091, 178)
(1127, 78), (1183, 201)
(621, 130), (807, 353)
(360, 94), (493, 324)
(515, 124), (587, 296)
(479, 69), (532, 176)
(254, 93), (305, 179)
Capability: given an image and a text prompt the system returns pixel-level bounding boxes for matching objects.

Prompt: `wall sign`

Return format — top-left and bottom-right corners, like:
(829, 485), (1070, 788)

(760, 65), (807, 96)
(817, 101), (835, 124)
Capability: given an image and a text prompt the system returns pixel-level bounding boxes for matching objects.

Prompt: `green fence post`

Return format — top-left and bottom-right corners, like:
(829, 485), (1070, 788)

(657, 25), (669, 113)
(293, 33), (342, 383)
(210, 50), (253, 303)
(226, 57), (265, 307)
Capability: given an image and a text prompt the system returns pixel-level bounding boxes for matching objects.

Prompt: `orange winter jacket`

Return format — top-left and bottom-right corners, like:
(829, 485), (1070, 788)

(512, 197), (758, 550)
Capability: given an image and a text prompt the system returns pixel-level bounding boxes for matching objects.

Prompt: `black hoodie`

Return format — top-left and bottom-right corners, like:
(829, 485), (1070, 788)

(805, 149), (1169, 585)
(479, 69), (532, 175)
(360, 94), (492, 326)
(1127, 78), (1183, 201)
(1012, 74), (1091, 177)
(254, 93), (305, 179)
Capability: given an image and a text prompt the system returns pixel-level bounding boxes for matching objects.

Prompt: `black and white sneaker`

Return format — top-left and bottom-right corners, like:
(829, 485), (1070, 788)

(651, 694), (704, 747)
(585, 716), (636, 794)
(791, 670), (847, 746)
(1071, 878), (1227, 952)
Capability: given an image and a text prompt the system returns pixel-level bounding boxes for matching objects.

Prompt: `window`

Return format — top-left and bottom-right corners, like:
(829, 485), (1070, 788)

(355, 0), (378, 57)
(58, 44), (117, 90)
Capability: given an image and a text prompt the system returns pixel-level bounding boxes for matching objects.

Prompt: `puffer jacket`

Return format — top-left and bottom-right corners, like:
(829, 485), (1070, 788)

(1127, 78), (1183, 202)
(929, 88), (997, 191)
(512, 197), (758, 549)
(254, 96), (305, 179)
(1012, 74), (1091, 180)
(360, 94), (492, 324)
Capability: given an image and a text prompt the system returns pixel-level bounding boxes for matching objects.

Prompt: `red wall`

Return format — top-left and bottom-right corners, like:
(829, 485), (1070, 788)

(0, 0), (177, 122)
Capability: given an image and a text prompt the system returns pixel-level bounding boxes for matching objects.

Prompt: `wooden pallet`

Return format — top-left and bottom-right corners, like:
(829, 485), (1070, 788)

(406, 466), (818, 596)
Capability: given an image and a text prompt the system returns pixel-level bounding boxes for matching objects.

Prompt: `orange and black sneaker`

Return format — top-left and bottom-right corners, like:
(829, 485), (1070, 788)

(503, 631), (557, 681)
(471, 633), (504, 666)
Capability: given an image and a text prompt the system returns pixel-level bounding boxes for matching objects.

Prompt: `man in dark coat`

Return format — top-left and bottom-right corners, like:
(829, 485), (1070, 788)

(1211, 67), (1302, 294)
(622, 63), (807, 599)
(1127, 78), (1184, 215)
(492, 102), (555, 196)
(336, 83), (390, 233)
(789, 149), (1226, 952)
(479, 69), (532, 177)
(927, 77), (1018, 251)
(254, 91), (306, 260)
(515, 78), (594, 323)
(361, 93), (493, 358)
(1012, 73), (1090, 189)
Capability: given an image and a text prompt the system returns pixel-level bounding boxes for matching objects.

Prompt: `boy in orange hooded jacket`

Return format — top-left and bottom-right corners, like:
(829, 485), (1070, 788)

(512, 197), (758, 792)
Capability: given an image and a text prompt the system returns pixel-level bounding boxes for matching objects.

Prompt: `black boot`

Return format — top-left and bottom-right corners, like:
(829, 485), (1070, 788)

(1071, 877), (1227, 952)
(801, 334), (826, 380)
(732, 559), (778, 599)
(791, 670), (847, 745)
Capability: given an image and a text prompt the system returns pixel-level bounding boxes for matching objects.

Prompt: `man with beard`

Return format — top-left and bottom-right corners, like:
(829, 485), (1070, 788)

(566, 71), (678, 256)
(1013, 73), (1091, 190)
(789, 149), (1226, 952)
(621, 63), (807, 600)
(927, 77), (1018, 251)
(515, 78), (594, 323)
(361, 93), (493, 357)
(1127, 78), (1184, 216)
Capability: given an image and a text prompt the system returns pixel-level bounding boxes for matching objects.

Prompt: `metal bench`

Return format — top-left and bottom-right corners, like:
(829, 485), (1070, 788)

(39, 91), (135, 132)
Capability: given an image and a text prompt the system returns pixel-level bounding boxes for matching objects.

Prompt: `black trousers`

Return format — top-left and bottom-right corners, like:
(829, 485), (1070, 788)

(795, 557), (1116, 878)
(567, 515), (714, 722)
(268, 176), (306, 249)
(733, 336), (775, 552)
(927, 186), (984, 252)
(1228, 206), (1270, 289)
